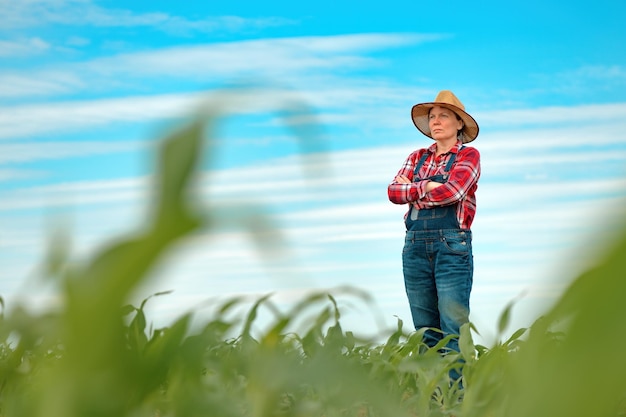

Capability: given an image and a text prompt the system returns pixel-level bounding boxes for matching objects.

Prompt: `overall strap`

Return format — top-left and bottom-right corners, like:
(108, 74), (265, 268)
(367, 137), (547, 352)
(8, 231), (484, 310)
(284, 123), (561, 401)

(413, 151), (430, 178)
(443, 145), (465, 172)
(413, 145), (465, 179)
(444, 145), (465, 172)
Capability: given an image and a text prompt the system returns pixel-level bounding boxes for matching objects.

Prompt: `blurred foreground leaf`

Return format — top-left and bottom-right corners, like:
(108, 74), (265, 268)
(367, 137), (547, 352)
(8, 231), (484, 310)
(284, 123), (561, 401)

(463, 220), (626, 417)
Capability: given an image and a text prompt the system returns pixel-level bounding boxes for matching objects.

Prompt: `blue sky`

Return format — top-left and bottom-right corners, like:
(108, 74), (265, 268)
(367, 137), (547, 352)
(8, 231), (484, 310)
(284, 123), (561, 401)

(1, 0), (626, 342)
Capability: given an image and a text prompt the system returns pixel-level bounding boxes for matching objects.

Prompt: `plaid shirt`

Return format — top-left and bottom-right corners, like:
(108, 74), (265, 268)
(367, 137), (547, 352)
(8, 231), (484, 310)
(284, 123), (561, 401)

(387, 140), (481, 230)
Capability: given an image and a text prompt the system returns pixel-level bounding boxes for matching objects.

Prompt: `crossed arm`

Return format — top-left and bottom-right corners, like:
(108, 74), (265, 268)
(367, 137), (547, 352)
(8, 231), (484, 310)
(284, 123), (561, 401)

(387, 147), (481, 208)
(394, 174), (443, 192)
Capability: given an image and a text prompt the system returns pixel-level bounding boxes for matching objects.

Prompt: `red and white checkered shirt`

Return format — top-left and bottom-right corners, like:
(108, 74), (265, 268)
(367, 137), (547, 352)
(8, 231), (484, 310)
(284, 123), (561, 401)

(387, 140), (481, 230)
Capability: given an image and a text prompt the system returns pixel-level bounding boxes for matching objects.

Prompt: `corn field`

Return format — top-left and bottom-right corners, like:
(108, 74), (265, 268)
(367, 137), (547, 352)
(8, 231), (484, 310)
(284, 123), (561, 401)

(1, 95), (625, 417)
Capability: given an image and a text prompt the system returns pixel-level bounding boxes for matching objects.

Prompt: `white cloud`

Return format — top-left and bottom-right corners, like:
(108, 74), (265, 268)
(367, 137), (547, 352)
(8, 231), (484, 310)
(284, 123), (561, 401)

(0, 37), (50, 56)
(0, 33), (437, 100)
(0, 71), (85, 98)
(476, 102), (626, 127)
(0, 176), (149, 211)
(4, 80), (626, 150)
(84, 33), (437, 78)
(552, 65), (626, 90)
(572, 65), (626, 81)
(0, 92), (200, 139)
(0, 140), (146, 164)
(92, 40), (362, 77)
(0, 82), (412, 139)
(0, 168), (46, 181)
(65, 36), (90, 47)
(6, 109), (623, 210)
(0, 0), (296, 33)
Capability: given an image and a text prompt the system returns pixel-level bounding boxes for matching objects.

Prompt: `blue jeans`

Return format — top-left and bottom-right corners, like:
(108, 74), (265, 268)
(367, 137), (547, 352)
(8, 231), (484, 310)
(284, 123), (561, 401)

(402, 228), (473, 352)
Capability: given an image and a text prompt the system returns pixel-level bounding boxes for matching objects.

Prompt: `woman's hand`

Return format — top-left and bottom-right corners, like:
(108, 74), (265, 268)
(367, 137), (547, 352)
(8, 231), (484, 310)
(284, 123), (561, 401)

(396, 175), (442, 191)
(394, 175), (412, 184)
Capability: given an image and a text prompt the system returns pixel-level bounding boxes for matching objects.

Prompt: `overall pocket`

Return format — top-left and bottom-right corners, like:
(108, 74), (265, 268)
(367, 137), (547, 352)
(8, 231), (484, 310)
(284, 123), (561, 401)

(441, 231), (471, 255)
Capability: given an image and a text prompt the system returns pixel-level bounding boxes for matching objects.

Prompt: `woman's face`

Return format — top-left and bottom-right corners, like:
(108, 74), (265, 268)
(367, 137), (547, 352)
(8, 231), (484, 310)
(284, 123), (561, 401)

(428, 106), (463, 141)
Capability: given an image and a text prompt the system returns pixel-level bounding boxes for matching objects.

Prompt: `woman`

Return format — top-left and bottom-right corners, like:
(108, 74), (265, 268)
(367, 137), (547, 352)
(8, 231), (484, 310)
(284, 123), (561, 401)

(387, 90), (480, 353)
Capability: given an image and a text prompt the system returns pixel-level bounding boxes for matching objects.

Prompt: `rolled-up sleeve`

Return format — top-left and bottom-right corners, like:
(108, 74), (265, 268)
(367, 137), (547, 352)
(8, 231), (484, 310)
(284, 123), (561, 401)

(387, 150), (429, 204)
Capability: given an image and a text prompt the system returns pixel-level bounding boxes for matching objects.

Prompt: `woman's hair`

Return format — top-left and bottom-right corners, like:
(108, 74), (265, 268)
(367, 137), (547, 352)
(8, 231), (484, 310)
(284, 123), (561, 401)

(428, 106), (464, 133)
(428, 106), (463, 122)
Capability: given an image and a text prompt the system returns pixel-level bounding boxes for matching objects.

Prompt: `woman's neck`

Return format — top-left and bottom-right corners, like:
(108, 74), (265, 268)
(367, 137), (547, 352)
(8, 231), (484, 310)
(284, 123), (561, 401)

(435, 137), (458, 156)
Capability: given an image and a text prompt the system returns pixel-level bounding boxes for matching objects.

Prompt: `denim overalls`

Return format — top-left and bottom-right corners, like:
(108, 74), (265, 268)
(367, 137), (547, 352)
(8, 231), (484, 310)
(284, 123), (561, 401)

(401, 147), (473, 353)
(405, 149), (462, 231)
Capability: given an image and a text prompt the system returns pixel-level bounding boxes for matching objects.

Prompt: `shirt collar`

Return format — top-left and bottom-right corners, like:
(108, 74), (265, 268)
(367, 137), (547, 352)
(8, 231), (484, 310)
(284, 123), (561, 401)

(427, 139), (463, 154)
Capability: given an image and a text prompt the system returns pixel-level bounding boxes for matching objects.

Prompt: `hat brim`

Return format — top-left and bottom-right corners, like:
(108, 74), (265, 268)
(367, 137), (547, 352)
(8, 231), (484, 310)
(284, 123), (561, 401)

(411, 102), (479, 143)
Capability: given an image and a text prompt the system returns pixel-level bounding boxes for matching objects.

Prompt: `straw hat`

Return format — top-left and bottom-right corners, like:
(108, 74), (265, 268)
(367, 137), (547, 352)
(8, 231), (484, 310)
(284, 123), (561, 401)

(411, 90), (479, 143)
